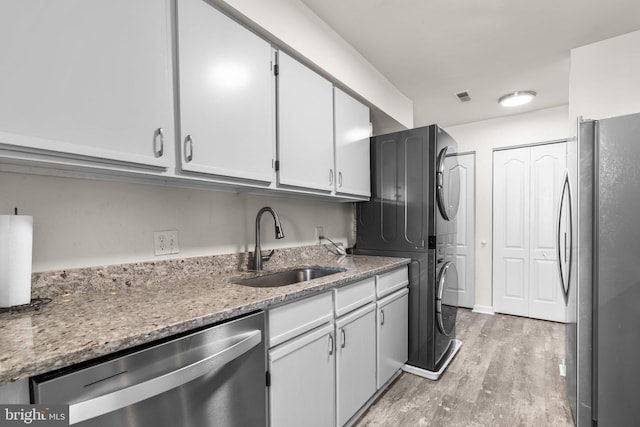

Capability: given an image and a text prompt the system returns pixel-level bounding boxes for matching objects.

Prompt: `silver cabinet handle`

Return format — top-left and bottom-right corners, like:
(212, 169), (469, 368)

(68, 330), (261, 425)
(154, 128), (164, 158)
(338, 171), (343, 188)
(380, 309), (385, 326)
(340, 328), (346, 348)
(328, 333), (335, 356)
(329, 169), (334, 186)
(184, 135), (194, 162)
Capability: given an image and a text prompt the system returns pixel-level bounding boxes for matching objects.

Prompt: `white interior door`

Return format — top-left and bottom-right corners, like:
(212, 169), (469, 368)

(493, 147), (531, 316)
(493, 143), (566, 322)
(447, 153), (475, 308)
(528, 144), (566, 321)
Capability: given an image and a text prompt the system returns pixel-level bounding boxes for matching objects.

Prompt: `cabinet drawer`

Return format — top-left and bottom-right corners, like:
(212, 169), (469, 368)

(333, 277), (375, 317)
(268, 291), (333, 348)
(376, 266), (409, 298)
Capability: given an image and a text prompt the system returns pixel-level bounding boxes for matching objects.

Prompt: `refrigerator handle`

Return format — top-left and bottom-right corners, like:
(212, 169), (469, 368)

(556, 170), (572, 306)
(555, 172), (565, 299)
(565, 172), (574, 305)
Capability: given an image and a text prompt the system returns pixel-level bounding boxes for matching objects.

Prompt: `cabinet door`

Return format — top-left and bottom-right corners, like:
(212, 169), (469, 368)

(334, 88), (371, 198)
(0, 0), (173, 169)
(377, 289), (409, 388)
(277, 52), (334, 192)
(269, 324), (335, 427)
(336, 304), (376, 426)
(177, 0), (275, 183)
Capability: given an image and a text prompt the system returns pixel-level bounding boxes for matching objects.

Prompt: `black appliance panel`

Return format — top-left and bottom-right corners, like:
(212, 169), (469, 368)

(356, 126), (434, 252)
(356, 124), (460, 374)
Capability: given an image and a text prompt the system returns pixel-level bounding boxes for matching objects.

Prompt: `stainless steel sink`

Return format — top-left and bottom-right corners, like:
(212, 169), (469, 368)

(234, 266), (346, 288)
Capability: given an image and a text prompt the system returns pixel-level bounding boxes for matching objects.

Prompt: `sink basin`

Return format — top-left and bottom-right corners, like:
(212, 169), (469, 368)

(234, 266), (346, 288)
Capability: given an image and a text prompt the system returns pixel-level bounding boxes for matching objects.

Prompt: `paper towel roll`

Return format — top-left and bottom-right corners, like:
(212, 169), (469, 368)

(0, 215), (33, 307)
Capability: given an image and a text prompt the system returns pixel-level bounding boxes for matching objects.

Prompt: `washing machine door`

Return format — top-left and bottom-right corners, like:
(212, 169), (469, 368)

(436, 260), (458, 336)
(436, 146), (461, 222)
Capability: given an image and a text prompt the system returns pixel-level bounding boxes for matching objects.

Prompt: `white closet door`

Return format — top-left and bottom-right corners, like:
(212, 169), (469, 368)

(529, 144), (566, 321)
(451, 153), (475, 308)
(493, 143), (567, 322)
(493, 147), (531, 316)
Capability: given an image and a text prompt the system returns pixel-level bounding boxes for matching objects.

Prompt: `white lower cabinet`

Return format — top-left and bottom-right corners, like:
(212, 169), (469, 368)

(269, 323), (335, 427)
(267, 292), (335, 426)
(336, 303), (376, 426)
(376, 288), (409, 389)
(266, 267), (408, 427)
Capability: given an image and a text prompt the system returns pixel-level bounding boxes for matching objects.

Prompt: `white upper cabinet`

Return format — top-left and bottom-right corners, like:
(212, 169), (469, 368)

(176, 0), (275, 183)
(334, 88), (371, 198)
(0, 0), (174, 170)
(277, 52), (334, 192)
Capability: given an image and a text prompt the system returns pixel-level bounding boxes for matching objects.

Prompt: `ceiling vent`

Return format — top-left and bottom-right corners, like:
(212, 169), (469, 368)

(455, 90), (471, 103)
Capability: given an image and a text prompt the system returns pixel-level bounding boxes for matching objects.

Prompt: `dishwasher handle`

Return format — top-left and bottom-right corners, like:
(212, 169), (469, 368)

(69, 329), (262, 425)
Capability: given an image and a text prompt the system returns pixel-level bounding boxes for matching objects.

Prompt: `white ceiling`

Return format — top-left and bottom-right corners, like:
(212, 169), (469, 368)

(300, 0), (640, 128)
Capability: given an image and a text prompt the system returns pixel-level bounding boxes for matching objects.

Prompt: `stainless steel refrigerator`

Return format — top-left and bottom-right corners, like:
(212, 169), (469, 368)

(355, 125), (461, 379)
(561, 113), (640, 426)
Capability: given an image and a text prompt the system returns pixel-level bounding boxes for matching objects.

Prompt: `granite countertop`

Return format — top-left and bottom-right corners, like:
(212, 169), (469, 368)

(0, 248), (409, 386)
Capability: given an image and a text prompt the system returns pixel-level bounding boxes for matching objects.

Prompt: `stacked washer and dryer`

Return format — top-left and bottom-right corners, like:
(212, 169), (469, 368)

(355, 125), (462, 380)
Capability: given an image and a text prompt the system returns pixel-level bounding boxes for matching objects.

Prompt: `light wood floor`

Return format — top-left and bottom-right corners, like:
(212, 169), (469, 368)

(355, 309), (575, 427)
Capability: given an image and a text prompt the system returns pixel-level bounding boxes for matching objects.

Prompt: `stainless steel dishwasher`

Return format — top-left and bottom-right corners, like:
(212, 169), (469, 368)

(31, 311), (266, 426)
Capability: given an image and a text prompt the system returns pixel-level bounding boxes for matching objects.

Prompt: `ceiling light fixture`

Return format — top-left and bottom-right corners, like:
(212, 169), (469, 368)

(498, 90), (536, 107)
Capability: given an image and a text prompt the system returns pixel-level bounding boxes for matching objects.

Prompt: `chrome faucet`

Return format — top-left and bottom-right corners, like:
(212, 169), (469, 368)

(253, 207), (285, 270)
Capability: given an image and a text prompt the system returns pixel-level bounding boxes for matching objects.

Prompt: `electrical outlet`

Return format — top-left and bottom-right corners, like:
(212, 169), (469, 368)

(315, 226), (324, 243)
(154, 230), (179, 256)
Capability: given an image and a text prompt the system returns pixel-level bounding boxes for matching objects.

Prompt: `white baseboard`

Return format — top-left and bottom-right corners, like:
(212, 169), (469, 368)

(472, 304), (495, 315)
